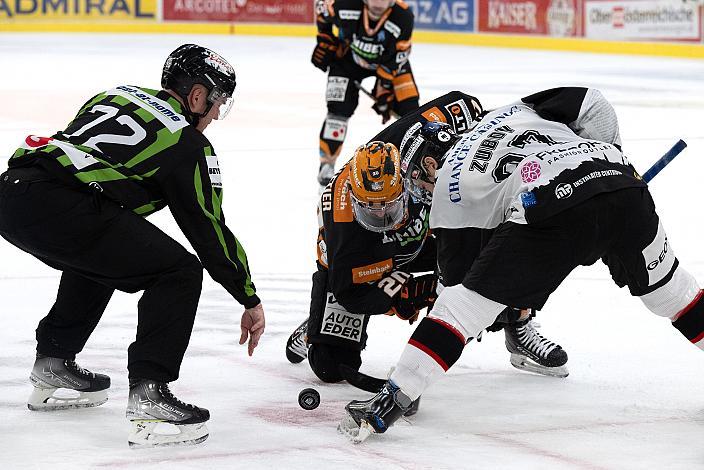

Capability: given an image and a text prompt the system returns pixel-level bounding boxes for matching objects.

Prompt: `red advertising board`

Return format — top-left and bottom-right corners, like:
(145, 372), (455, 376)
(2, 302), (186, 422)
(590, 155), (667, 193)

(163, 0), (313, 23)
(477, 0), (582, 36)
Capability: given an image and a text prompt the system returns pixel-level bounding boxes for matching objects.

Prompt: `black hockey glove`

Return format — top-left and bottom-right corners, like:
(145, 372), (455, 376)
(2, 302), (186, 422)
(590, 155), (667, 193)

(372, 75), (395, 124)
(311, 33), (339, 72)
(391, 274), (438, 324)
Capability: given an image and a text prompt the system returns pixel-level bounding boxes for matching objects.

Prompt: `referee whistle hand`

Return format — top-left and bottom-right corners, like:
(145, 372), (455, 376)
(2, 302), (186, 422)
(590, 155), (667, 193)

(240, 303), (265, 356)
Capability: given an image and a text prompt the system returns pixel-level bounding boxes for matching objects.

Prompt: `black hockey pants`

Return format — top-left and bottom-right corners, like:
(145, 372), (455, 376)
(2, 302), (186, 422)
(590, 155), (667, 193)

(0, 167), (202, 382)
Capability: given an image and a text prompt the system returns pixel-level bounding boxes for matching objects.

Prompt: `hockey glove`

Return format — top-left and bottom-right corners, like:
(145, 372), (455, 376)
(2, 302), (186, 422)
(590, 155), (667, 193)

(372, 75), (395, 124)
(391, 273), (438, 324)
(311, 33), (339, 72)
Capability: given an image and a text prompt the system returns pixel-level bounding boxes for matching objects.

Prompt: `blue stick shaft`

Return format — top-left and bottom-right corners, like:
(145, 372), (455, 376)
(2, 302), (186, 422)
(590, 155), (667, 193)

(642, 139), (687, 183)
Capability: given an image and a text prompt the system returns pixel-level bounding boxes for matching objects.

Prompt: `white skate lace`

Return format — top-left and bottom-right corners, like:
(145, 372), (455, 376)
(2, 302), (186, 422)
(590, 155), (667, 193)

(517, 322), (558, 358)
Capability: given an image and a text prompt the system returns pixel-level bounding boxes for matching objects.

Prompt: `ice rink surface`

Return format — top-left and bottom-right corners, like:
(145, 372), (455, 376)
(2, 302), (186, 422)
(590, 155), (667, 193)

(1, 33), (703, 469)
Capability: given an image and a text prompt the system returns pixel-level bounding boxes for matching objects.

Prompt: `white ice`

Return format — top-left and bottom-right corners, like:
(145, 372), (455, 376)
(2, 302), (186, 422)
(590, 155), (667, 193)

(1, 34), (703, 469)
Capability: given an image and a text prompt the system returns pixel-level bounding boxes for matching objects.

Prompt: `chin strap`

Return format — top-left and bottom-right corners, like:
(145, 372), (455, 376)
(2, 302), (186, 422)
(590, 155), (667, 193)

(174, 89), (213, 127)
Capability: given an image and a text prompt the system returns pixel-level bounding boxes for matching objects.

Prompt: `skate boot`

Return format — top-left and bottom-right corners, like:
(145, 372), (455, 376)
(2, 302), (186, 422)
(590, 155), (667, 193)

(317, 162), (335, 188)
(338, 380), (413, 443)
(505, 319), (569, 378)
(286, 319), (309, 364)
(28, 356), (110, 411)
(126, 379), (210, 448)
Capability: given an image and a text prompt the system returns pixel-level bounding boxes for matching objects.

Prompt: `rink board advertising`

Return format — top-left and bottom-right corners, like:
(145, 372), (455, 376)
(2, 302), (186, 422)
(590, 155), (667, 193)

(584, 0), (702, 41)
(477, 0), (582, 36)
(404, 0), (476, 31)
(0, 0), (156, 19)
(162, 0), (312, 23)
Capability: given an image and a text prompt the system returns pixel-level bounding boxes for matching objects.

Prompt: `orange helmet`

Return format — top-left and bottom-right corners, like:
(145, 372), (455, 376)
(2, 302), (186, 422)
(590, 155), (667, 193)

(348, 141), (409, 232)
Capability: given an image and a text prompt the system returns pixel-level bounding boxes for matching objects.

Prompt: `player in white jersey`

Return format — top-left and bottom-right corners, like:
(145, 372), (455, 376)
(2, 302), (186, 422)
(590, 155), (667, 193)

(339, 87), (704, 443)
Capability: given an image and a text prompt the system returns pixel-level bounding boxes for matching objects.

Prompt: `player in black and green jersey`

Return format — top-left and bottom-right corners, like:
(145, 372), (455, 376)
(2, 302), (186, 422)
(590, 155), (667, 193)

(0, 44), (265, 447)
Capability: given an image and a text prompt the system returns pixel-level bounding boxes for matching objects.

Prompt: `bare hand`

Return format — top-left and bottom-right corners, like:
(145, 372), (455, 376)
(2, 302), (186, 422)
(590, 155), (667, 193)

(239, 303), (265, 356)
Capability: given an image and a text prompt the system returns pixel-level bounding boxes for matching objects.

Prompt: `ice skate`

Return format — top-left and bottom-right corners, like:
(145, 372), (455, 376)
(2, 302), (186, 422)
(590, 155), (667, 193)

(126, 379), (210, 448)
(338, 380), (413, 444)
(28, 356), (110, 411)
(505, 320), (569, 378)
(285, 319), (309, 364)
(317, 162), (335, 188)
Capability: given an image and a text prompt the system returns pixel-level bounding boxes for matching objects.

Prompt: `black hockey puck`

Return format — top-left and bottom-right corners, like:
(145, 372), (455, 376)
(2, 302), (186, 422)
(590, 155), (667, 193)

(298, 388), (320, 410)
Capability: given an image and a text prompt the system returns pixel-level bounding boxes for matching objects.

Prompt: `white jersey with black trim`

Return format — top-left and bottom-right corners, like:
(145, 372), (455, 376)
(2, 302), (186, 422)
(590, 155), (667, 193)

(430, 89), (643, 230)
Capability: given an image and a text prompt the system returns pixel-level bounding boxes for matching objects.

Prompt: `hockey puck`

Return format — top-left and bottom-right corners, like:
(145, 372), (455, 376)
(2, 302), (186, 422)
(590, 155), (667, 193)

(298, 388), (320, 410)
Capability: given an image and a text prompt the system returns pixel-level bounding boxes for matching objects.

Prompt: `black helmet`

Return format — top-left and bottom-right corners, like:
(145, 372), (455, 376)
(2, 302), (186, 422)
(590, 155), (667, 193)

(162, 44), (237, 124)
(399, 120), (459, 205)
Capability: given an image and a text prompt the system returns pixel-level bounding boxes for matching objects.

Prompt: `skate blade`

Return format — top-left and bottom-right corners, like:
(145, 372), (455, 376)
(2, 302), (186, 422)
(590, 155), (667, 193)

(338, 413), (374, 444)
(28, 388), (108, 411)
(510, 354), (569, 378)
(128, 420), (209, 449)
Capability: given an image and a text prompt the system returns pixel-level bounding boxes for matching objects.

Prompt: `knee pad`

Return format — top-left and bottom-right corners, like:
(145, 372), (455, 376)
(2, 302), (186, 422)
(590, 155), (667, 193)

(639, 265), (700, 318)
(427, 284), (506, 341)
(308, 343), (361, 383)
(319, 114), (349, 160)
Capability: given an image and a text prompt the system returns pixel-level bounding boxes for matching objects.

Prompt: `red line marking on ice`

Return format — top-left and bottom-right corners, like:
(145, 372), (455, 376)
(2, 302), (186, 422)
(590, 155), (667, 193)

(475, 432), (609, 470)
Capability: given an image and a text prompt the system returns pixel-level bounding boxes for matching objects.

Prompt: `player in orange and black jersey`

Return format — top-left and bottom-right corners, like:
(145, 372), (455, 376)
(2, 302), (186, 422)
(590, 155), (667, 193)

(287, 91), (570, 387)
(287, 141), (437, 384)
(313, 0), (420, 188)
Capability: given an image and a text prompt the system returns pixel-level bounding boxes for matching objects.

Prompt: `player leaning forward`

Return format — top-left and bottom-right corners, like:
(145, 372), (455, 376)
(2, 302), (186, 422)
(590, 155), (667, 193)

(0, 44), (265, 447)
(339, 87), (704, 442)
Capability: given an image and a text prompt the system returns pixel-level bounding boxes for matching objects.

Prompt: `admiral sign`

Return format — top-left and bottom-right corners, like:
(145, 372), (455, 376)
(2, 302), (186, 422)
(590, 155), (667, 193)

(0, 0), (155, 19)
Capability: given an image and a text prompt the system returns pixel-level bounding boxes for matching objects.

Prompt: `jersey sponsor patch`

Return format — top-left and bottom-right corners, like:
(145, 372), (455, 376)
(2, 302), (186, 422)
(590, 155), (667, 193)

(108, 86), (189, 132)
(338, 9), (361, 20)
(420, 107), (448, 124)
(444, 99), (473, 133)
(352, 259), (393, 284)
(321, 295), (365, 342)
(384, 20), (401, 38)
(206, 155), (222, 188)
(333, 168), (354, 223)
(326, 76), (349, 102)
(322, 116), (347, 141)
(642, 221), (676, 286)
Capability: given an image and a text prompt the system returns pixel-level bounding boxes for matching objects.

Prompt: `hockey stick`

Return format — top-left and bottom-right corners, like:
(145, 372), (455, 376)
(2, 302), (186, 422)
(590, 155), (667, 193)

(338, 363), (386, 393)
(642, 139), (687, 183)
(354, 80), (400, 120)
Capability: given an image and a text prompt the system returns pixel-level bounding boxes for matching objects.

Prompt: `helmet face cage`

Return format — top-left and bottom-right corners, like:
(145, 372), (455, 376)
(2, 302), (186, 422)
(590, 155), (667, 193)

(350, 189), (409, 233)
(162, 44), (237, 121)
(349, 141), (409, 232)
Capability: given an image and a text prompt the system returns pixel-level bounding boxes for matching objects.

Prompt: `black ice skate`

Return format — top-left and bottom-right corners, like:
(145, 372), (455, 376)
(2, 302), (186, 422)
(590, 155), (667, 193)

(28, 356), (110, 411)
(338, 380), (413, 444)
(505, 319), (569, 378)
(317, 162), (335, 187)
(126, 379), (210, 448)
(286, 319), (309, 364)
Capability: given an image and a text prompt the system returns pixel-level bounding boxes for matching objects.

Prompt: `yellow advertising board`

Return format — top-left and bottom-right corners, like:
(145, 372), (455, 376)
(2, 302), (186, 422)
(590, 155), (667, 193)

(0, 0), (157, 20)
